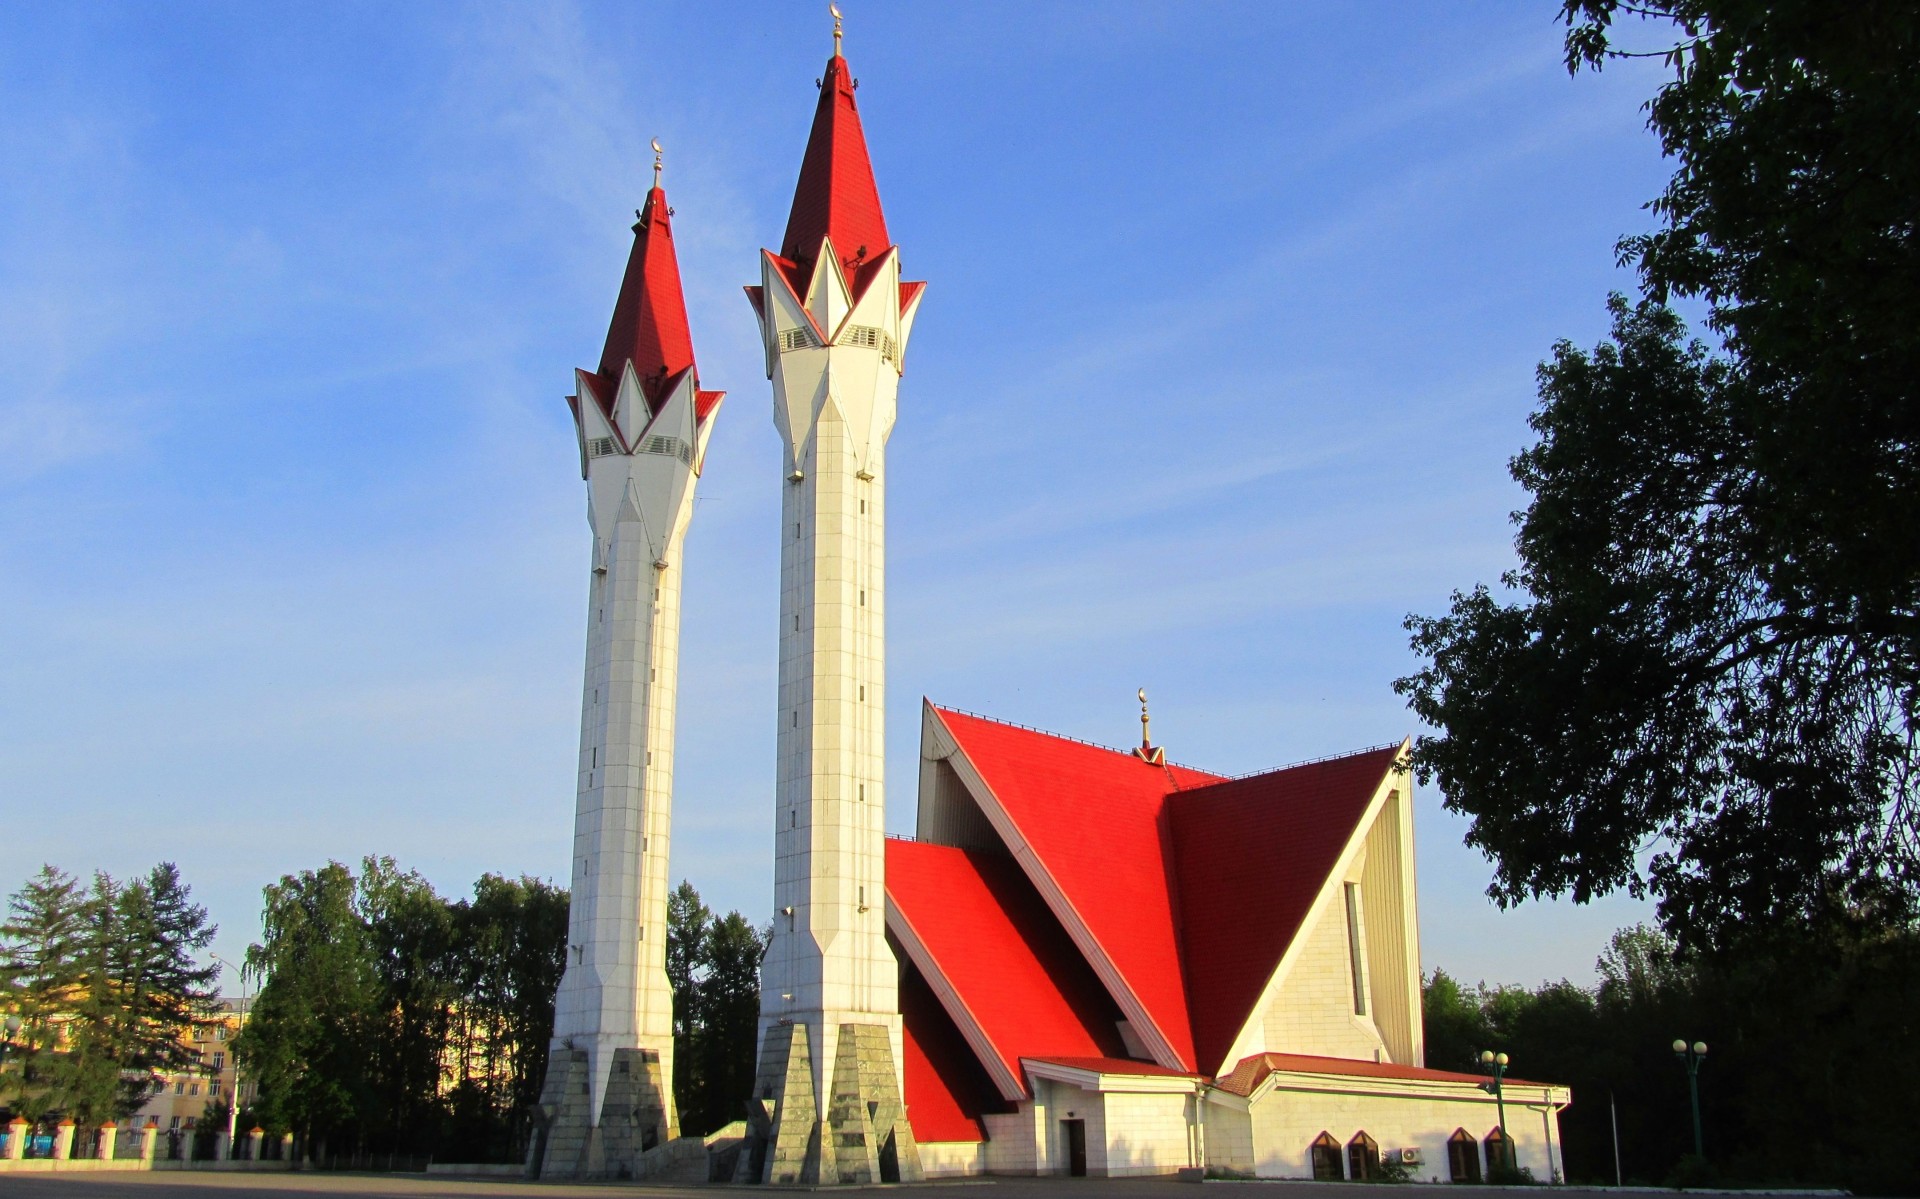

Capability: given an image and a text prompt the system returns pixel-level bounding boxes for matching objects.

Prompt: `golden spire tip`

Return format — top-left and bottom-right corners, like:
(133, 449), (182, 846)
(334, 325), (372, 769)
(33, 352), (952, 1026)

(650, 137), (663, 187)
(830, 3), (843, 53)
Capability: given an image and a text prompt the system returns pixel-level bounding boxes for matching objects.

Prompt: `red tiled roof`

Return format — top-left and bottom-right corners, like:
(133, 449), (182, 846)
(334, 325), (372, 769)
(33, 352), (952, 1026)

(899, 950), (1013, 1143)
(1215, 1051), (1551, 1097)
(1170, 746), (1404, 1075)
(594, 185), (716, 425)
(1024, 1057), (1200, 1079)
(887, 840), (1129, 1092)
(930, 708), (1222, 1071)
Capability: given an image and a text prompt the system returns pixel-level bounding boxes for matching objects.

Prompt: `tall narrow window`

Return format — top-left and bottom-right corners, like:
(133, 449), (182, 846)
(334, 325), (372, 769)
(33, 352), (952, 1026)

(1346, 1132), (1379, 1181)
(1309, 1133), (1342, 1181)
(1484, 1128), (1513, 1176)
(1448, 1129), (1482, 1183)
(1343, 882), (1368, 1016)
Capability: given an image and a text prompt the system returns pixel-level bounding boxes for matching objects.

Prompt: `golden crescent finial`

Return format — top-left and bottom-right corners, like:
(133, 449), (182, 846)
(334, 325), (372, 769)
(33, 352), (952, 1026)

(650, 138), (663, 186)
(830, 3), (843, 52)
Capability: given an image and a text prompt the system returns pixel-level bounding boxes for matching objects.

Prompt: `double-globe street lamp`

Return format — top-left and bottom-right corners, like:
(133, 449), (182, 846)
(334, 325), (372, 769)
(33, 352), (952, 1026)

(1478, 1050), (1512, 1171)
(1673, 1039), (1708, 1158)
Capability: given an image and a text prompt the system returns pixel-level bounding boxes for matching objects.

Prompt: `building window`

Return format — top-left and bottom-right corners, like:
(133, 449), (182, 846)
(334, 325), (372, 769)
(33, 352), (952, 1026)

(175, 1081), (185, 1095)
(1484, 1128), (1513, 1176)
(215, 1027), (226, 1040)
(212, 1052), (224, 1071)
(189, 1083), (200, 1096)
(1448, 1129), (1482, 1183)
(1343, 881), (1368, 1016)
(1310, 1132), (1342, 1181)
(1347, 1131), (1379, 1181)
(170, 1117), (180, 1130)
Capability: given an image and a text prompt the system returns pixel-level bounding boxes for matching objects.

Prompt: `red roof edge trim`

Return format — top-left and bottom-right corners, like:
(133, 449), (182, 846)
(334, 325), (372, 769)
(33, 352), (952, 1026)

(930, 704), (1222, 780)
(1215, 1052), (1560, 1097)
(1024, 1056), (1201, 1080)
(899, 279), (927, 317)
(694, 389), (724, 427)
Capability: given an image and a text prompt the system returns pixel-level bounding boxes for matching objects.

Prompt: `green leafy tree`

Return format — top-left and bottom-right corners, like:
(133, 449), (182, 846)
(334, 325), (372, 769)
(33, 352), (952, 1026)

(358, 858), (457, 1151)
(236, 861), (379, 1159)
(685, 913), (767, 1136)
(1399, 2), (1920, 948)
(444, 873), (567, 1162)
(665, 881), (710, 1122)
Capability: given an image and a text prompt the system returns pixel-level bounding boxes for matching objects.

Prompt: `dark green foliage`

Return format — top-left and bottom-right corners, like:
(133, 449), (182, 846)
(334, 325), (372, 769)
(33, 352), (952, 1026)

(237, 861), (378, 1154)
(664, 882), (768, 1136)
(236, 858), (566, 1163)
(686, 912), (769, 1135)
(0, 866), (89, 1123)
(443, 872), (567, 1159)
(0, 863), (219, 1127)
(1400, 2), (1920, 948)
(1430, 921), (1920, 1194)
(665, 880), (710, 1120)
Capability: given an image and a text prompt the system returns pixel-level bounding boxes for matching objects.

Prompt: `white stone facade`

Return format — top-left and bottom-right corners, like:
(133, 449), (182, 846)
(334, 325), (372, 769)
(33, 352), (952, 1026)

(754, 238), (923, 1105)
(548, 361), (718, 1150)
(1206, 1072), (1570, 1183)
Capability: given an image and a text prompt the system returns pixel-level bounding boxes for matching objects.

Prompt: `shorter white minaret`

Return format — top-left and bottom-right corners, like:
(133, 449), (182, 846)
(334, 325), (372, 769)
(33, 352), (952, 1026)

(533, 144), (724, 1181)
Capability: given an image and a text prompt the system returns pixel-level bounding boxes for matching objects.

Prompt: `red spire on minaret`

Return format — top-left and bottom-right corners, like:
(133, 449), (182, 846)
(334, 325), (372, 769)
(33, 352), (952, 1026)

(782, 51), (890, 273)
(596, 180), (703, 418)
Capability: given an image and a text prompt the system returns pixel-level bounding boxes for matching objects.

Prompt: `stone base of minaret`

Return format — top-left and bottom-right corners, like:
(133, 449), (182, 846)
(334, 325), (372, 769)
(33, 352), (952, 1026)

(737, 1023), (922, 1185)
(529, 1047), (675, 1180)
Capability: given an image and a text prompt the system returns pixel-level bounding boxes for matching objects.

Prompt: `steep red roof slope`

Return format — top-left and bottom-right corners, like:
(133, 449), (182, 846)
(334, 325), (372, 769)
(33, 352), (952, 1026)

(594, 184), (716, 423)
(1168, 746), (1403, 1075)
(887, 839), (1129, 1091)
(899, 956), (1011, 1143)
(931, 709), (1221, 1070)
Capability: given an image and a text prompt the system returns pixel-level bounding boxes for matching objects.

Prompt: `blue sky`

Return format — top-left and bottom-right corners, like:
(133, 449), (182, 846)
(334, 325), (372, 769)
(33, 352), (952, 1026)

(0, 2), (1676, 991)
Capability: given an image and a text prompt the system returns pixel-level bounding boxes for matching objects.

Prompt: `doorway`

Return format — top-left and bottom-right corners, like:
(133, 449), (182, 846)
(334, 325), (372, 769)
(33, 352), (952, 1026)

(1061, 1118), (1087, 1177)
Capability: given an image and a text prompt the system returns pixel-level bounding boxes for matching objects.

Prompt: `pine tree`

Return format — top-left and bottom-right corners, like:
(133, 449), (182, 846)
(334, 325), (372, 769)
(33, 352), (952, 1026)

(0, 866), (87, 1123)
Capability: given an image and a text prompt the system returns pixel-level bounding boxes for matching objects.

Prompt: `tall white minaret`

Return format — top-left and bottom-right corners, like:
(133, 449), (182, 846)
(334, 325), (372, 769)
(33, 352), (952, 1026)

(738, 12), (926, 1186)
(533, 145), (725, 1181)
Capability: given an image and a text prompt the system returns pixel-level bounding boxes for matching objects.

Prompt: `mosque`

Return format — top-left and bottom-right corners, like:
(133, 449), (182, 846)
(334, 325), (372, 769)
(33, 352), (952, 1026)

(531, 9), (1568, 1185)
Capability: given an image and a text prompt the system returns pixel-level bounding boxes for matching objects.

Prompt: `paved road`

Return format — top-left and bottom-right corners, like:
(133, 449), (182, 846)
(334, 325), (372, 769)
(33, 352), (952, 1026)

(0, 1174), (1686, 1199)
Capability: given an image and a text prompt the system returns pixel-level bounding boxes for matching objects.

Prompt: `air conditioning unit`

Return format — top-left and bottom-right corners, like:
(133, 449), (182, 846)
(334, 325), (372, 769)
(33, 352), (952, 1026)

(1397, 1148), (1423, 1165)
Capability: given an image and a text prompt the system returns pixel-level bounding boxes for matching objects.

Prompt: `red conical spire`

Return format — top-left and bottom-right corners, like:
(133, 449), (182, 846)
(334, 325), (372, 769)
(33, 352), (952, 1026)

(598, 179), (697, 416)
(779, 48), (892, 300)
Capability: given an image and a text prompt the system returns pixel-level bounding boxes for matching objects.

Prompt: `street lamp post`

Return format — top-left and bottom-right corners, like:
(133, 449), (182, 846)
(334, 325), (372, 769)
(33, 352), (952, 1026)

(1478, 1050), (1511, 1172)
(1673, 1039), (1708, 1159)
(209, 955), (251, 1158)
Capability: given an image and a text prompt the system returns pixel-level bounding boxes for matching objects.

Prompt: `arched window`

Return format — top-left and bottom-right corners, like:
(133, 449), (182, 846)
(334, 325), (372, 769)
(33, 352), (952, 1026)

(1448, 1128), (1481, 1183)
(1347, 1131), (1380, 1181)
(1310, 1132), (1342, 1181)
(1484, 1127), (1513, 1175)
